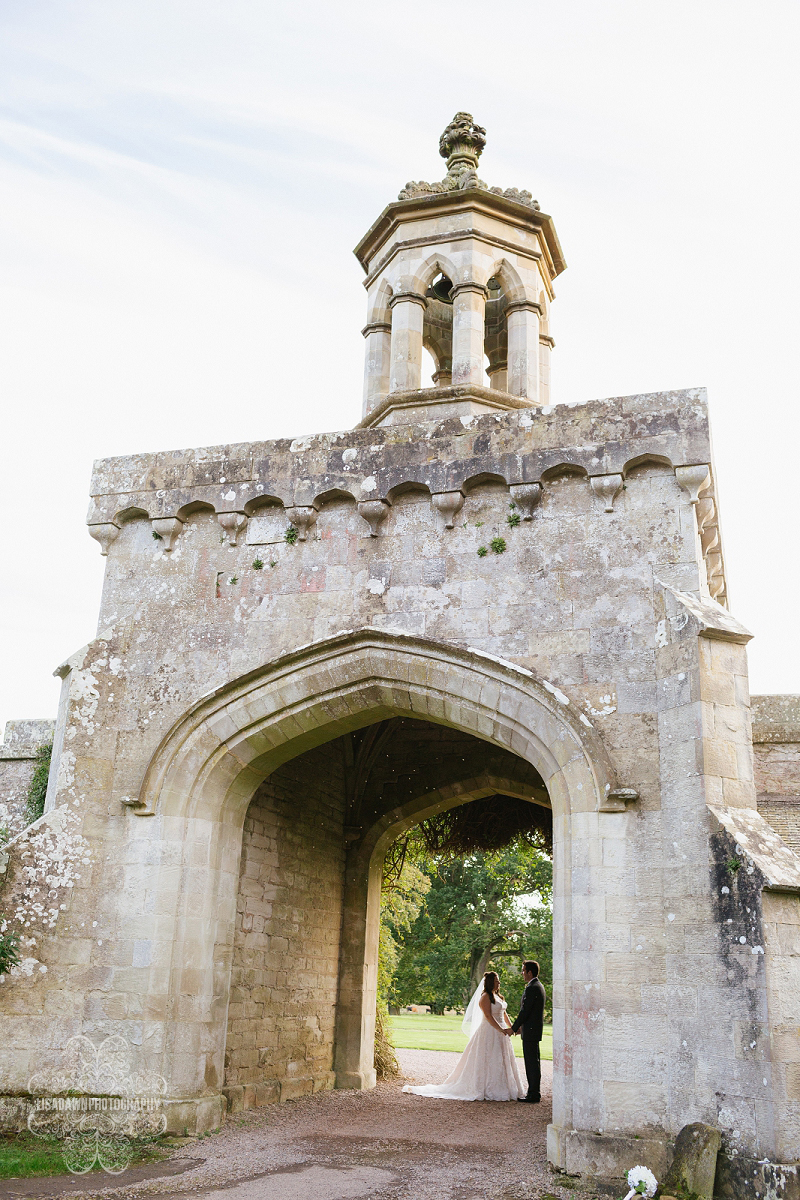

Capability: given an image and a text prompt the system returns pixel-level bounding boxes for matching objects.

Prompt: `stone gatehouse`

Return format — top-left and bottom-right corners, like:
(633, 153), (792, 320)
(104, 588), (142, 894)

(1, 113), (799, 1193)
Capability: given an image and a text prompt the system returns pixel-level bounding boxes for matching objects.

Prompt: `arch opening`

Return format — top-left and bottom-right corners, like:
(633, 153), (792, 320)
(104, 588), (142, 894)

(484, 274), (509, 391)
(224, 714), (553, 1104)
(136, 629), (618, 1142)
(423, 272), (454, 386)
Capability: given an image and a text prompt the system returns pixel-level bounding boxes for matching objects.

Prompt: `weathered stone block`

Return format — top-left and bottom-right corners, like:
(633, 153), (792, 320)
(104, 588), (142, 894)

(279, 1077), (314, 1102)
(661, 1122), (720, 1200)
(222, 1085), (244, 1113)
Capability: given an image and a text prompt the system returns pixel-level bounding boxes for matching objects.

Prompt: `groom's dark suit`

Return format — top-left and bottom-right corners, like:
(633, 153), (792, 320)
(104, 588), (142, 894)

(511, 976), (546, 1101)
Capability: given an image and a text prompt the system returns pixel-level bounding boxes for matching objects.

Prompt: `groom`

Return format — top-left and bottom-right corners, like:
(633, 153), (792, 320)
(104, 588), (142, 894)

(506, 959), (545, 1103)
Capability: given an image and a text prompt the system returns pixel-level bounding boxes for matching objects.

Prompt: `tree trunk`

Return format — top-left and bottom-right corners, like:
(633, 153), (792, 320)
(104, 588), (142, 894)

(469, 943), (497, 993)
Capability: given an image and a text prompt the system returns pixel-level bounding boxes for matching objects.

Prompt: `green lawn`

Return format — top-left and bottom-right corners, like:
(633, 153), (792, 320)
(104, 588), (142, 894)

(0, 1133), (168, 1181)
(0, 1134), (70, 1179)
(389, 1013), (553, 1062)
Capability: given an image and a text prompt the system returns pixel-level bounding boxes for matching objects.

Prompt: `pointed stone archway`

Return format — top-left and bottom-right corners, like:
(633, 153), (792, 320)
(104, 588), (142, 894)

(132, 628), (630, 1151)
(332, 749), (552, 1092)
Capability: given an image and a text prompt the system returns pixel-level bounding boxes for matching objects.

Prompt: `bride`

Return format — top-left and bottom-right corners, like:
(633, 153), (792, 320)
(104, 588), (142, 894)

(402, 971), (526, 1101)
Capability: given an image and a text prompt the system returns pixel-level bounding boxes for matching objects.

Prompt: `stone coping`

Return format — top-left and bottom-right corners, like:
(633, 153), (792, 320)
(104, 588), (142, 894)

(87, 388), (711, 514)
(0, 719), (55, 761)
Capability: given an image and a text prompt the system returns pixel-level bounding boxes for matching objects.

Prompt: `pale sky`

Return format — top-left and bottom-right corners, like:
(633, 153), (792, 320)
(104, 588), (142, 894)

(1, 0), (799, 733)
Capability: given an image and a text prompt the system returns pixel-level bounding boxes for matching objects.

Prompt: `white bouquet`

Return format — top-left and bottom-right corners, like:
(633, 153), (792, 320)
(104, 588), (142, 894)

(621, 1164), (658, 1200)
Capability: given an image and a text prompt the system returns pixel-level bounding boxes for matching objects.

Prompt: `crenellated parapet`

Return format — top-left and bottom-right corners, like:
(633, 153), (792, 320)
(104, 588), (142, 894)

(86, 387), (727, 606)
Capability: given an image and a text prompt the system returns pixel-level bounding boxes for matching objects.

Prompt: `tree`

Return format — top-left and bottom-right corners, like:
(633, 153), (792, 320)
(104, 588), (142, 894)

(374, 856), (430, 1077)
(384, 840), (552, 1015)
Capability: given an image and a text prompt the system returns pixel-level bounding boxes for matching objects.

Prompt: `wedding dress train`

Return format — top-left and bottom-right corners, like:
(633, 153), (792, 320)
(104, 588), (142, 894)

(402, 997), (526, 1102)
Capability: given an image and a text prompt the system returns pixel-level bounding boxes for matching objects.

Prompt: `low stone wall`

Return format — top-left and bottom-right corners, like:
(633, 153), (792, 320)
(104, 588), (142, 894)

(753, 696), (800, 852)
(0, 719), (54, 836)
(222, 743), (346, 1110)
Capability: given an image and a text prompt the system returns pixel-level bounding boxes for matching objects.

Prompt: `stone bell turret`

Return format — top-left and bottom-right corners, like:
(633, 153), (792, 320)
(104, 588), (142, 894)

(354, 112), (566, 428)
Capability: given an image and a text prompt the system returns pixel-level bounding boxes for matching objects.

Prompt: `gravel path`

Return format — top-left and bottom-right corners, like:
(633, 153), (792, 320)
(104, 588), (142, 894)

(7, 1053), (612, 1200)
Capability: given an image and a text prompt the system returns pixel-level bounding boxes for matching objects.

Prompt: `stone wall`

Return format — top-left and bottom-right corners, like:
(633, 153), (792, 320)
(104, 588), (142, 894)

(762, 890), (800, 1163)
(0, 719), (55, 836)
(753, 695), (800, 852)
(224, 743), (347, 1108)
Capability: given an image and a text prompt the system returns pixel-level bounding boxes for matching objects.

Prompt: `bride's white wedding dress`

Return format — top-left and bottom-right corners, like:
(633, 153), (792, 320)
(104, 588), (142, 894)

(402, 994), (526, 1102)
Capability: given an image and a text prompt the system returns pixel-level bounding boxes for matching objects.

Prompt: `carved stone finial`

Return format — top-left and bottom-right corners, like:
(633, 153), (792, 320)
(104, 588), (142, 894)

(439, 112), (487, 170)
(398, 113), (540, 211)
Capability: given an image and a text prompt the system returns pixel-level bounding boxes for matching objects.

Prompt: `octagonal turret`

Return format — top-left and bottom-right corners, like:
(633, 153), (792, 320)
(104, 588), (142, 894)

(354, 113), (566, 427)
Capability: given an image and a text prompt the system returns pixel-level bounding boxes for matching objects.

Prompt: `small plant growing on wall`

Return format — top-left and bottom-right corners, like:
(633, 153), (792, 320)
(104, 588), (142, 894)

(507, 504), (521, 528)
(152, 530), (162, 541)
(284, 526), (299, 545)
(477, 545), (488, 557)
(727, 856), (742, 875)
(252, 559), (264, 570)
(490, 536), (507, 554)
(0, 923), (20, 975)
(229, 575), (238, 585)
(25, 743), (52, 826)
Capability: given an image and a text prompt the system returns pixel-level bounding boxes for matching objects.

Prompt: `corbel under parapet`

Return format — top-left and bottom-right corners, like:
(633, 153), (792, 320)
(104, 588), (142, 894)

(509, 482), (542, 519)
(285, 506), (319, 541)
(357, 499), (391, 537)
(431, 490), (465, 529)
(87, 522), (121, 556)
(589, 473), (624, 513)
(151, 517), (184, 552)
(675, 464), (711, 505)
(674, 466), (728, 607)
(217, 512), (247, 546)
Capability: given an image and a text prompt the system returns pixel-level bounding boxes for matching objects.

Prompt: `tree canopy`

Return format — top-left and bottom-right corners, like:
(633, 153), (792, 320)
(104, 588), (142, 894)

(382, 838), (552, 1016)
